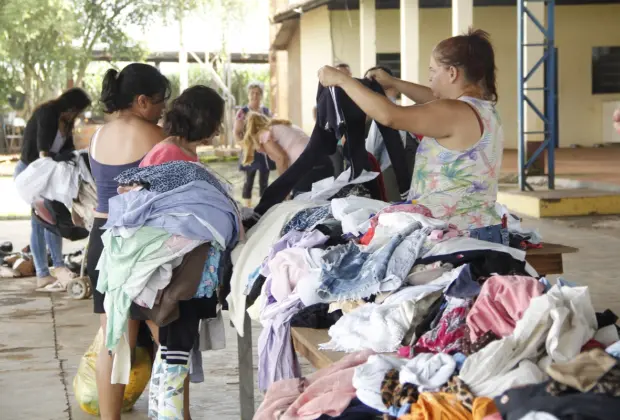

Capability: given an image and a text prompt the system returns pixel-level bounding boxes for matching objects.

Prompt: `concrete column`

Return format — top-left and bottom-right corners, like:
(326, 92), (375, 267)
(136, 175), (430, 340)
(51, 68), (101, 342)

(400, 0), (420, 105)
(452, 0), (473, 36)
(179, 14), (188, 92)
(360, 0), (377, 76)
(524, 1), (546, 142)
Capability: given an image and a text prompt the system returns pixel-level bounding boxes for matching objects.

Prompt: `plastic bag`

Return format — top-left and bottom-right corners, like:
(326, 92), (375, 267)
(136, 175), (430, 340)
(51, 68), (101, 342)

(73, 328), (152, 415)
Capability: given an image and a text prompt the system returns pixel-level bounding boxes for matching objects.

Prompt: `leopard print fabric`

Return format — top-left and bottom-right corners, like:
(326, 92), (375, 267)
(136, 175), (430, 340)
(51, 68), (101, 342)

(546, 362), (620, 397)
(380, 368), (420, 410)
(441, 375), (475, 411)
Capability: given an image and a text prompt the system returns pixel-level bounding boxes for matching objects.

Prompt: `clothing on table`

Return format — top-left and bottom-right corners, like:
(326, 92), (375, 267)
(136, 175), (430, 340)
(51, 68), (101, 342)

(381, 369), (420, 412)
(292, 168), (378, 204)
(87, 217), (147, 318)
(441, 375), (476, 411)
(291, 155), (335, 197)
(405, 262), (454, 286)
(257, 296), (303, 391)
(281, 205), (332, 236)
(20, 101), (76, 165)
(470, 331), (500, 354)
(468, 224), (509, 246)
(400, 352), (457, 392)
(254, 350), (374, 420)
(407, 96), (504, 230)
(262, 229), (329, 281)
(228, 200), (316, 336)
(494, 381), (620, 420)
(331, 195), (388, 237)
(316, 397), (382, 420)
(459, 285), (598, 398)
(290, 303), (342, 329)
(399, 393), (498, 420)
(139, 142), (198, 167)
(321, 289), (444, 354)
(414, 297), (472, 355)
(317, 222), (426, 302)
(329, 144), (345, 178)
(353, 354), (408, 413)
(105, 180), (240, 248)
(545, 348), (618, 394)
(444, 264), (481, 299)
(466, 275), (544, 342)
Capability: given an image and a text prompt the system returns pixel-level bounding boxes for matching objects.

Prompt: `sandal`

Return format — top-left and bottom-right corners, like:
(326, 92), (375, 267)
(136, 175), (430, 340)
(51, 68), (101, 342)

(36, 280), (67, 293)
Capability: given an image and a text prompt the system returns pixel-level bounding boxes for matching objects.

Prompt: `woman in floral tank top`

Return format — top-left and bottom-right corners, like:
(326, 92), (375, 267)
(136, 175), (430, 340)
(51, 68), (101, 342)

(317, 29), (504, 232)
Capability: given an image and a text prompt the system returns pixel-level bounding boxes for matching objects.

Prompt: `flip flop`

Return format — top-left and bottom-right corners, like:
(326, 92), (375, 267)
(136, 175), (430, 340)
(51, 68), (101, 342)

(35, 280), (67, 293)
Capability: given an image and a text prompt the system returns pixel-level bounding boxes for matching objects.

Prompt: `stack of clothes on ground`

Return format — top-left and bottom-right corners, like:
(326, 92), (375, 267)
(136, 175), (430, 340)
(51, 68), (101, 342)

(96, 161), (240, 418)
(0, 243), (84, 278)
(228, 195), (618, 420)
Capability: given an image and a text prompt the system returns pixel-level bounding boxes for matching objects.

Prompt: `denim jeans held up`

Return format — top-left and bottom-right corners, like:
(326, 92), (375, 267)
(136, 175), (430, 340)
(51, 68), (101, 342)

(13, 160), (64, 277)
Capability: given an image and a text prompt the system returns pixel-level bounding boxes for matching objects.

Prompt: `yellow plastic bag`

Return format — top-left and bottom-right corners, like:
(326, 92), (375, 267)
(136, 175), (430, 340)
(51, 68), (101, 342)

(73, 328), (152, 415)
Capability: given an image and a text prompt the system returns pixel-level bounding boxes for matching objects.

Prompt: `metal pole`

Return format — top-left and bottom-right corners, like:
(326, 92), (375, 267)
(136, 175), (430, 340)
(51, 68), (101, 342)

(517, 0), (525, 191)
(546, 0), (556, 189)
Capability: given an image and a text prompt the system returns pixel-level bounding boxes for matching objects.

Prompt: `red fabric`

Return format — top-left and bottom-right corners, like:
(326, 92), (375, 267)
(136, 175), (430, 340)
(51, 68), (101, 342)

(415, 298), (472, 354)
(139, 142), (198, 168)
(366, 152), (387, 202)
(581, 339), (605, 352)
(359, 225), (375, 246)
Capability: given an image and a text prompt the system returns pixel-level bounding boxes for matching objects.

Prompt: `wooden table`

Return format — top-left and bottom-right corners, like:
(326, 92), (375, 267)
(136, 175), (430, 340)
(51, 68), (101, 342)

(290, 242), (578, 370)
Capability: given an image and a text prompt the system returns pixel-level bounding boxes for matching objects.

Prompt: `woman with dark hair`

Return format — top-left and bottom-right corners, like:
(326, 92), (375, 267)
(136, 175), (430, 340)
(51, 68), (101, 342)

(14, 87), (91, 289)
(87, 62), (171, 420)
(140, 85), (224, 167)
(319, 29), (506, 241)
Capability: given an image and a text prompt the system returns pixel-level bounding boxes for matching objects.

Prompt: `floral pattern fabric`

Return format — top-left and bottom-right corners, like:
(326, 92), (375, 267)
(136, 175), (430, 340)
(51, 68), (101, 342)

(194, 245), (221, 299)
(407, 97), (504, 229)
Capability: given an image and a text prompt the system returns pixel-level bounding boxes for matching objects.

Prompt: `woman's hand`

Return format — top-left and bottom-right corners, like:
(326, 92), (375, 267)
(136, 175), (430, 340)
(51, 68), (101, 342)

(318, 65), (348, 87)
(614, 108), (620, 135)
(365, 68), (395, 90)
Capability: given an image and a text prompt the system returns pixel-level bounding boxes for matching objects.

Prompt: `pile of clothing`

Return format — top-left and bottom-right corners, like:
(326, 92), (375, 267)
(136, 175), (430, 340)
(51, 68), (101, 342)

(96, 161), (240, 418)
(229, 196), (619, 420)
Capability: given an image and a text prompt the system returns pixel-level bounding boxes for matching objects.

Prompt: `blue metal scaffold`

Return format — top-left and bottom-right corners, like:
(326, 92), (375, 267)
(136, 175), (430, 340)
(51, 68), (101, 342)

(517, 0), (557, 191)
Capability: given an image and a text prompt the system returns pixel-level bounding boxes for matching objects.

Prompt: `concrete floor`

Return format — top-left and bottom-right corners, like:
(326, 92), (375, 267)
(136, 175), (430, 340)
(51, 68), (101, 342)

(1, 213), (620, 419)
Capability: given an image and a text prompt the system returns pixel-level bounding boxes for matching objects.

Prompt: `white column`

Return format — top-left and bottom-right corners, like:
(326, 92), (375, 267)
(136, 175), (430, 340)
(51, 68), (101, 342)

(179, 14), (188, 92)
(360, 0), (377, 75)
(400, 0), (420, 105)
(524, 1), (545, 142)
(452, 0), (473, 36)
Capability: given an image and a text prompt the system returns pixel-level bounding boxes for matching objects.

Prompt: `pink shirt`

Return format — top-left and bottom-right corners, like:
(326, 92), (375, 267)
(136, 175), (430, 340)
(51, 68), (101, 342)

(140, 142), (198, 167)
(259, 124), (309, 164)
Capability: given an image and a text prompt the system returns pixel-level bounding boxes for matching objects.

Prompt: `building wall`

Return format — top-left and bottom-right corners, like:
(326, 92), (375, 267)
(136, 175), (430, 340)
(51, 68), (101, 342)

(300, 6), (334, 133)
(287, 26), (303, 126)
(300, 4), (620, 147)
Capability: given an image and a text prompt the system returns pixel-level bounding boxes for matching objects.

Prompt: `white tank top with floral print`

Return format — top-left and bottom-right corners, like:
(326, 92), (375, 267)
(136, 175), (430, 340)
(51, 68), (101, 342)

(407, 96), (504, 230)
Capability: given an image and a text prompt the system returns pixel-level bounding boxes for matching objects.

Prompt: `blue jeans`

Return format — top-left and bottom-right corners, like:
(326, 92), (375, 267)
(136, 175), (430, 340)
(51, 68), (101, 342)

(14, 160), (64, 277)
(468, 224), (509, 247)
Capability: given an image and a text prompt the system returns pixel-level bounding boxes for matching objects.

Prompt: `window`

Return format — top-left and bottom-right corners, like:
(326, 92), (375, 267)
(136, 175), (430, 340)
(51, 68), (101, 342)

(592, 47), (620, 94)
(376, 53), (401, 79)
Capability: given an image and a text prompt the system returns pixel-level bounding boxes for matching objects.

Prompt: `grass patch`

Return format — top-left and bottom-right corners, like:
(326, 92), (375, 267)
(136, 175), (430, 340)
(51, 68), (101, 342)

(0, 213), (30, 221)
(199, 155), (238, 164)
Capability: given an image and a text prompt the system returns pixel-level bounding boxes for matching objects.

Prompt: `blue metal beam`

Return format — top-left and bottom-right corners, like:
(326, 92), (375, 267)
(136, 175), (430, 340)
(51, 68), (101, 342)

(517, 0), (557, 191)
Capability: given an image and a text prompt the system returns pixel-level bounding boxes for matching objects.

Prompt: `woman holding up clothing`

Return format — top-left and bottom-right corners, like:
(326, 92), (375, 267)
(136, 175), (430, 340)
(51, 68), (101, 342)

(318, 29), (506, 242)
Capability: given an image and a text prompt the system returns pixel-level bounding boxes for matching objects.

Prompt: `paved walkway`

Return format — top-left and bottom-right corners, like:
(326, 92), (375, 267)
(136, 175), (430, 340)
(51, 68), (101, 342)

(1, 215), (619, 418)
